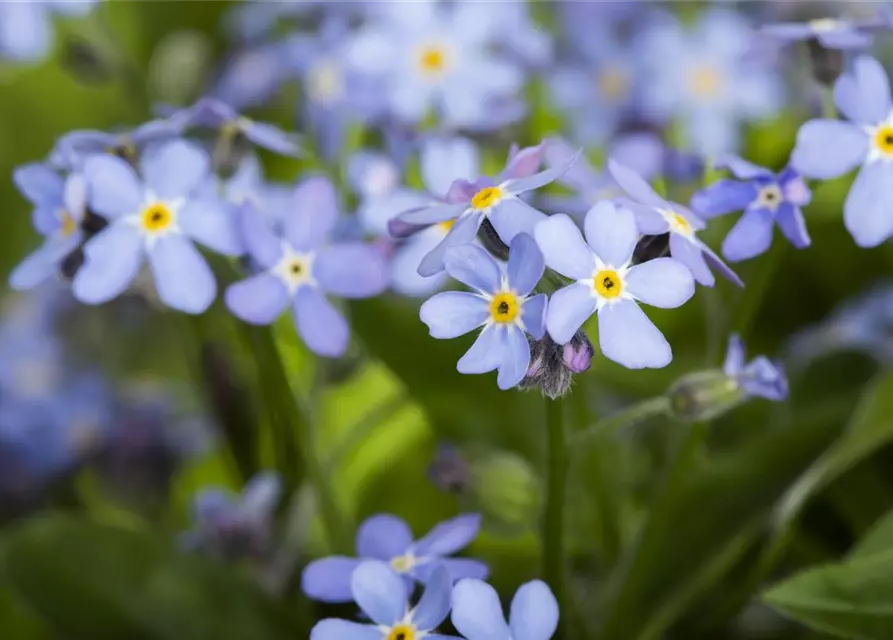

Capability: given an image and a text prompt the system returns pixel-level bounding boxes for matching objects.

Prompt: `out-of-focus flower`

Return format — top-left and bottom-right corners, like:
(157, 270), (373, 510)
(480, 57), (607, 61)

(691, 155), (812, 261)
(311, 562), (453, 640)
(420, 235), (547, 390)
(535, 202), (694, 369)
(791, 55), (893, 247)
(346, 1), (525, 128)
(212, 41), (291, 112)
(762, 17), (874, 50)
(302, 513), (486, 603)
(225, 177), (387, 357)
(72, 140), (243, 313)
(427, 443), (472, 495)
(636, 9), (782, 156)
(452, 578), (559, 640)
(183, 472), (281, 561)
(724, 334), (788, 400)
(609, 160), (743, 287)
(391, 141), (575, 276)
(10, 165), (87, 291)
(0, 0), (99, 63)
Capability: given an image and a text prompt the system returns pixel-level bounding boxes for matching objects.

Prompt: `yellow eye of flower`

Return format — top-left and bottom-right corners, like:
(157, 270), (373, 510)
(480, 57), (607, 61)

(390, 554), (415, 573)
(387, 624), (415, 640)
(419, 45), (448, 75)
(60, 211), (77, 238)
(875, 126), (893, 155)
(490, 292), (520, 323)
(438, 219), (456, 232)
(594, 269), (622, 298)
(672, 213), (691, 232)
(598, 67), (630, 101)
(471, 187), (502, 210)
(689, 64), (721, 97)
(141, 203), (174, 232)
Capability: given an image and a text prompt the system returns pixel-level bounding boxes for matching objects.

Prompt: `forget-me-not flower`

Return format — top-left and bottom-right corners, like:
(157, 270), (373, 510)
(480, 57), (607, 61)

(452, 578), (558, 640)
(73, 140), (244, 314)
(225, 176), (388, 357)
(421, 234), (547, 390)
(691, 154), (812, 261)
(791, 55), (893, 247)
(49, 118), (186, 171)
(724, 334), (788, 401)
(302, 512), (486, 603)
(762, 17), (874, 50)
(311, 561), (454, 640)
(535, 202), (695, 369)
(0, 0), (99, 62)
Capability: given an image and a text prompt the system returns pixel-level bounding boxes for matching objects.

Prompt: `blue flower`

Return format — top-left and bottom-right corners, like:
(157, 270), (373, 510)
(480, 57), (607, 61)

(302, 513), (487, 603)
(225, 176), (388, 357)
(724, 334), (788, 401)
(608, 160), (743, 288)
(211, 41), (291, 112)
(50, 118), (186, 171)
(452, 578), (558, 640)
(10, 164), (87, 291)
(391, 141), (576, 276)
(635, 9), (782, 156)
(762, 17), (874, 50)
(691, 155), (812, 261)
(311, 561), (455, 640)
(421, 234), (548, 390)
(535, 202), (695, 370)
(72, 140), (244, 314)
(790, 55), (893, 247)
(0, 1), (98, 62)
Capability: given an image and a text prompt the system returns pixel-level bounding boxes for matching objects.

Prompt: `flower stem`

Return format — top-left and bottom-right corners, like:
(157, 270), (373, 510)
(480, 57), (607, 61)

(543, 395), (567, 637)
(573, 396), (672, 443)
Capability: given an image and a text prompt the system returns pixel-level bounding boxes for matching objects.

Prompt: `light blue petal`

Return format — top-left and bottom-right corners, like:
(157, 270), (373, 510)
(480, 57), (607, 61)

(360, 189), (433, 237)
(225, 273), (290, 325)
(713, 154), (772, 180)
(418, 213), (482, 277)
(546, 283), (596, 345)
(443, 243), (502, 294)
(533, 214), (595, 280)
(244, 120), (303, 157)
(502, 152), (579, 195)
(790, 120), (868, 179)
(356, 514), (413, 560)
(239, 202), (283, 269)
(489, 199), (548, 245)
(148, 235), (216, 314)
(690, 180), (758, 219)
(521, 294), (547, 340)
(316, 243), (389, 298)
(310, 619), (380, 640)
(834, 55), (891, 125)
(421, 137), (480, 198)
(497, 328), (531, 390)
(451, 579), (511, 640)
(701, 242), (744, 288)
(500, 142), (545, 182)
(457, 326), (504, 375)
(83, 154), (143, 219)
(625, 258), (694, 309)
(722, 208), (775, 261)
(509, 580), (559, 640)
(142, 140), (210, 199)
(619, 198), (669, 235)
(420, 292), (489, 339)
(669, 234), (713, 287)
(598, 299), (671, 369)
(776, 203), (811, 249)
(607, 159), (666, 208)
(179, 198), (244, 256)
(9, 236), (78, 291)
(0, 3), (51, 62)
(302, 557), (362, 603)
(400, 202), (470, 226)
(13, 163), (63, 207)
(391, 230), (450, 297)
(240, 472), (281, 519)
(413, 565), (453, 631)
(584, 201), (637, 267)
(845, 161), (893, 247)
(286, 176), (339, 251)
(723, 333), (745, 377)
(63, 174), (88, 218)
(351, 560), (407, 626)
(818, 29), (872, 51)
(440, 558), (489, 582)
(413, 513), (482, 557)
(293, 286), (349, 357)
(72, 223), (143, 304)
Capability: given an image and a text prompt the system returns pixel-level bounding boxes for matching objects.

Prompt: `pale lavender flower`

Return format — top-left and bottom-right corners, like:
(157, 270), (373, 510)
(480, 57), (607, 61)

(724, 334), (788, 401)
(0, 0), (99, 62)
(762, 17), (874, 50)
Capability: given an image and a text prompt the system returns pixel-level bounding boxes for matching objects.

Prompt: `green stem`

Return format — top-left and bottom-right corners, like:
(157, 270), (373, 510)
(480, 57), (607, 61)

(821, 85), (838, 119)
(543, 396), (567, 638)
(573, 396), (671, 443)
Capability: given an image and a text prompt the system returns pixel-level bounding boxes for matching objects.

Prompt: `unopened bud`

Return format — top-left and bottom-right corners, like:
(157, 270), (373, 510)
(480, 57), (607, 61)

(807, 38), (844, 86)
(521, 331), (594, 398)
(470, 450), (540, 535)
(427, 443), (472, 495)
(666, 370), (746, 423)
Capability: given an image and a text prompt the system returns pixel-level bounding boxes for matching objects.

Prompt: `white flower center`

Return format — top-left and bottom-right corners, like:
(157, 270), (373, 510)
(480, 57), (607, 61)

(809, 18), (842, 32)
(271, 245), (316, 294)
(755, 184), (783, 211)
(307, 58), (346, 104)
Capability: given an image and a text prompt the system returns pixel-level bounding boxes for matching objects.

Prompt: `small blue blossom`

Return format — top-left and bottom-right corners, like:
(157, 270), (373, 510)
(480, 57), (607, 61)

(212, 41), (291, 112)
(421, 234), (548, 390)
(691, 155), (812, 261)
(225, 176), (388, 357)
(311, 561), (454, 640)
(452, 578), (559, 640)
(608, 159), (743, 288)
(0, 0), (99, 62)
(49, 118), (186, 171)
(72, 140), (244, 314)
(724, 334), (788, 401)
(302, 513), (487, 603)
(762, 17), (874, 50)
(790, 55), (893, 247)
(10, 164), (87, 291)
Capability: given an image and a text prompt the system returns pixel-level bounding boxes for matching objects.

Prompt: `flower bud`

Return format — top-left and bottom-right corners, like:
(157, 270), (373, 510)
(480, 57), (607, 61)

(521, 331), (594, 398)
(666, 369), (746, 422)
(427, 443), (472, 495)
(807, 38), (844, 87)
(469, 450), (540, 535)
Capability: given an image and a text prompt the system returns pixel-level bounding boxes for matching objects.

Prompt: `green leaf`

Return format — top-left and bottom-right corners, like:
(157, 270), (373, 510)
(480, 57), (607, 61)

(763, 551), (893, 640)
(850, 508), (893, 562)
(3, 514), (302, 640)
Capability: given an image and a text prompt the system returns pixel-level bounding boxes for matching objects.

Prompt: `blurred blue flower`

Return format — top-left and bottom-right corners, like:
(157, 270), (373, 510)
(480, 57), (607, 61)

(212, 41), (291, 111)
(452, 578), (558, 640)
(391, 141), (575, 276)
(0, 0), (99, 62)
(10, 164), (86, 291)
(791, 55), (893, 247)
(608, 160), (743, 288)
(535, 202), (694, 370)
(49, 118), (186, 170)
(184, 471), (281, 561)
(73, 140), (243, 313)
(636, 9), (782, 156)
(762, 17), (874, 50)
(302, 512), (486, 603)
(724, 334), (788, 401)
(691, 155), (812, 261)
(345, 1), (524, 128)
(421, 234), (548, 390)
(311, 561), (454, 640)
(225, 177), (387, 357)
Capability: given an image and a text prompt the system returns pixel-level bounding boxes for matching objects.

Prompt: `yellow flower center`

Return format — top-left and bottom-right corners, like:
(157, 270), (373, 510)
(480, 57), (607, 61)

(598, 66), (630, 101)
(875, 126), (893, 155)
(689, 64), (721, 97)
(438, 219), (456, 232)
(390, 554), (415, 573)
(419, 44), (448, 76)
(141, 202), (174, 232)
(471, 186), (502, 210)
(671, 213), (691, 232)
(594, 269), (622, 298)
(490, 292), (520, 324)
(809, 18), (840, 32)
(387, 624), (415, 640)
(60, 211), (77, 238)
